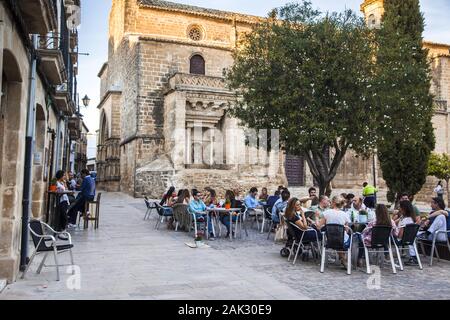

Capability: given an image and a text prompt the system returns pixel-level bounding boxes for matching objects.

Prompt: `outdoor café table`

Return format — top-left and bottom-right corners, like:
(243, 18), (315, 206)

(46, 191), (74, 230)
(206, 207), (242, 240)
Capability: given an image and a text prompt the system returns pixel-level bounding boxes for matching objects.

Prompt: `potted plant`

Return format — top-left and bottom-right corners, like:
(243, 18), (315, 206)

(194, 234), (203, 247)
(359, 210), (368, 223)
(49, 178), (57, 192)
(224, 198), (231, 210)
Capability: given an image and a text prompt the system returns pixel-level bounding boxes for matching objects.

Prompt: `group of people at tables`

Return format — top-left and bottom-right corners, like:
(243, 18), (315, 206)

(159, 186), (450, 266)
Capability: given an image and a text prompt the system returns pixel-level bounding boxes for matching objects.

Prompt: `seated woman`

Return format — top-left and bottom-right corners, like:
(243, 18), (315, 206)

(259, 187), (269, 202)
(418, 197), (449, 242)
(220, 190), (239, 237)
(357, 204), (398, 267)
(284, 197), (322, 243)
(394, 200), (419, 265)
(55, 170), (72, 235)
(160, 186), (176, 207)
(176, 189), (191, 205)
(314, 196), (351, 267)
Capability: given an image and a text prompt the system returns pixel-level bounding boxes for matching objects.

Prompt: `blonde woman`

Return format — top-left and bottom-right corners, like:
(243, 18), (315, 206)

(314, 196), (351, 265)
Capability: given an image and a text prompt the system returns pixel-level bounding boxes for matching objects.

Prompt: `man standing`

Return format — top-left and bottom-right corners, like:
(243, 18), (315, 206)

(362, 182), (377, 209)
(67, 169), (96, 227)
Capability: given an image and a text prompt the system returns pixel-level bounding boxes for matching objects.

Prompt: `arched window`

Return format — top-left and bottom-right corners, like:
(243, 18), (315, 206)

(190, 55), (205, 75)
(368, 14), (376, 28)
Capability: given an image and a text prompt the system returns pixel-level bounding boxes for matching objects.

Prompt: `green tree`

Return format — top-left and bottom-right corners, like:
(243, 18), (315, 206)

(225, 1), (376, 195)
(375, 0), (435, 202)
(428, 152), (450, 204)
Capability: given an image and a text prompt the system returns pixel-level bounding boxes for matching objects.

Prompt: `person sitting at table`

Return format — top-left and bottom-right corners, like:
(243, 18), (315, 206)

(245, 187), (264, 221)
(394, 200), (419, 266)
(418, 197), (449, 242)
(299, 187), (317, 208)
(309, 195), (330, 220)
(160, 186), (176, 207)
(313, 196), (351, 267)
(344, 193), (355, 211)
(67, 169), (96, 227)
(356, 204), (399, 267)
(189, 189), (214, 240)
(203, 188), (218, 208)
(220, 190), (240, 237)
(271, 189), (290, 227)
(267, 190), (280, 208)
(176, 189), (191, 205)
(285, 197), (323, 242)
(259, 187), (269, 202)
(55, 170), (72, 236)
(392, 193), (421, 224)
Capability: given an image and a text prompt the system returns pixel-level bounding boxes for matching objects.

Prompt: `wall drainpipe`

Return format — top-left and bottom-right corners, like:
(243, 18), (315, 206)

(20, 35), (38, 271)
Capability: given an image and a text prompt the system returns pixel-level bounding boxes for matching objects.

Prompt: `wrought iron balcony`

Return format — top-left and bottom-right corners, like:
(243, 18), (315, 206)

(37, 33), (66, 85)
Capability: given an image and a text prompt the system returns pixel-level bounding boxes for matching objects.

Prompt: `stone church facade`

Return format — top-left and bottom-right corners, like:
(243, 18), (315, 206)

(97, 0), (450, 201)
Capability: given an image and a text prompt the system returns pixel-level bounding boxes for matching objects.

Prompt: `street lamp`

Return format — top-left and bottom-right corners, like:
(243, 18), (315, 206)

(82, 94), (90, 107)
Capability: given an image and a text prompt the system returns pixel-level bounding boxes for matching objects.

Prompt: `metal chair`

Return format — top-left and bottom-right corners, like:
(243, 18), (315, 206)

(22, 219), (74, 281)
(286, 221), (321, 265)
(83, 193), (101, 229)
(361, 226), (397, 274)
(143, 197), (157, 220)
(419, 229), (450, 266)
(392, 223), (423, 270)
(320, 224), (353, 275)
(154, 203), (174, 230)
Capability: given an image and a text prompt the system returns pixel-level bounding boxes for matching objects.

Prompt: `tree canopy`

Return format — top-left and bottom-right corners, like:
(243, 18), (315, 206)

(225, 1), (376, 195)
(375, 0), (435, 201)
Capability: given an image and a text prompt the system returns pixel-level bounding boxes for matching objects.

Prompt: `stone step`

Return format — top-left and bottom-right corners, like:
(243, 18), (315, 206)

(0, 279), (6, 293)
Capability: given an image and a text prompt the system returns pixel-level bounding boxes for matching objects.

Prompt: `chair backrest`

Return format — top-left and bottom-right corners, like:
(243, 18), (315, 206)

(29, 220), (49, 251)
(172, 203), (189, 216)
(402, 223), (420, 245)
(325, 224), (345, 250)
(96, 193), (102, 203)
(155, 202), (165, 216)
(144, 197), (151, 209)
(371, 225), (392, 248)
(288, 221), (307, 242)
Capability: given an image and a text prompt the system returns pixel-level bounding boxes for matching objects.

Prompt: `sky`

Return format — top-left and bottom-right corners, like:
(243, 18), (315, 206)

(77, 0), (450, 150)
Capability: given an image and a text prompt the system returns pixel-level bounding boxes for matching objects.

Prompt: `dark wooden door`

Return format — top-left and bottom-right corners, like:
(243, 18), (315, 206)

(285, 154), (305, 186)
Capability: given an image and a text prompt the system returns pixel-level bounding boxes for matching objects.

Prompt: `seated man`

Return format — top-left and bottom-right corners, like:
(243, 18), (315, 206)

(299, 187), (317, 208)
(189, 189), (214, 240)
(244, 187), (264, 211)
(266, 191), (281, 208)
(271, 189), (291, 226)
(418, 197), (449, 242)
(309, 195), (330, 221)
(67, 169), (96, 227)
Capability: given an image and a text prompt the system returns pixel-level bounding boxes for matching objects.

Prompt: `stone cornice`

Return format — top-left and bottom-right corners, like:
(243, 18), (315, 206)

(97, 90), (123, 110)
(97, 62), (108, 78)
(138, 35), (233, 52)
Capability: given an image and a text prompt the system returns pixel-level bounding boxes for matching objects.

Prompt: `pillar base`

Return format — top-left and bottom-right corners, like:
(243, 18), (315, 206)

(0, 256), (20, 283)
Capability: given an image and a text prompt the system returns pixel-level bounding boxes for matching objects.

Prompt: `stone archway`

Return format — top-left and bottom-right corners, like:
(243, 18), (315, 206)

(31, 104), (47, 218)
(0, 49), (24, 280)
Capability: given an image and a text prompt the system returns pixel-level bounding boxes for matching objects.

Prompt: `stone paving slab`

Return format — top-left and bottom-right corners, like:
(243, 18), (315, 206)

(1, 192), (449, 300)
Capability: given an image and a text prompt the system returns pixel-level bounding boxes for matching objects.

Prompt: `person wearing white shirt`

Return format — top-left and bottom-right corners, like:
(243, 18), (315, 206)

(314, 196), (351, 267)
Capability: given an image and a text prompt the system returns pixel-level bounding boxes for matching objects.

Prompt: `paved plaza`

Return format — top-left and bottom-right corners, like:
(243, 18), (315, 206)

(1, 192), (450, 300)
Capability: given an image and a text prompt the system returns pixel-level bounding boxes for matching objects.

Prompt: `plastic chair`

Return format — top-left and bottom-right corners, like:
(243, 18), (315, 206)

(154, 203), (174, 230)
(362, 225), (397, 274)
(143, 197), (157, 220)
(392, 223), (423, 270)
(320, 224), (353, 275)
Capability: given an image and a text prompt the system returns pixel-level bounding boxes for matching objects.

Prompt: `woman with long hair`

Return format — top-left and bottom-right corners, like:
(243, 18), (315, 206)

(220, 190), (239, 237)
(285, 197), (322, 242)
(160, 186), (176, 206)
(357, 204), (398, 267)
(314, 196), (350, 266)
(176, 189), (191, 205)
(395, 200), (419, 265)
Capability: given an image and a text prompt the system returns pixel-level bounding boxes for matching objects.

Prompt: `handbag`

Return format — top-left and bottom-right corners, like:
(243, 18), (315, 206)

(274, 222), (287, 242)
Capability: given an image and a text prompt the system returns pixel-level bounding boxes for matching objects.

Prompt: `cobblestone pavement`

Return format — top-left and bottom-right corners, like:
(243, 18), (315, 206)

(1, 192), (449, 300)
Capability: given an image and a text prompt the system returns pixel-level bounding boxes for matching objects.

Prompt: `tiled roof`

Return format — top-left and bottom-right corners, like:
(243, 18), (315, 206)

(138, 0), (262, 23)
